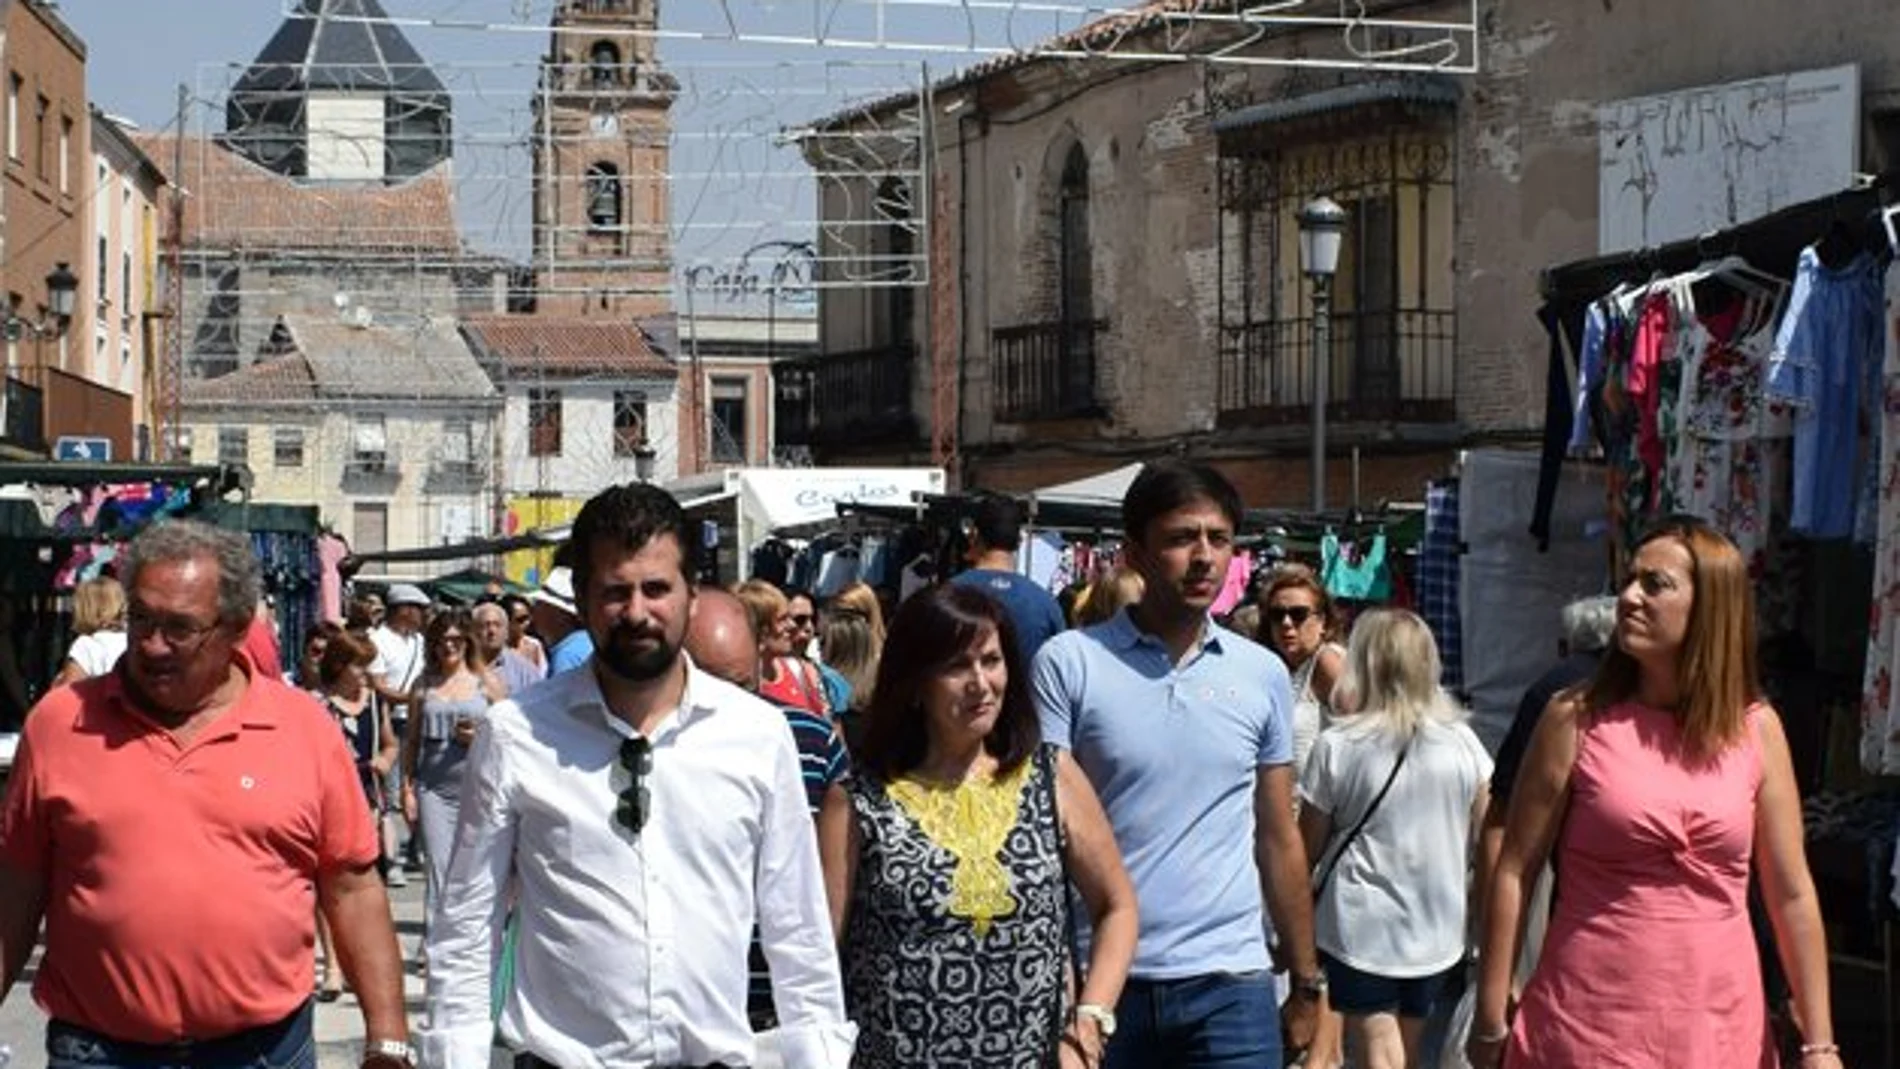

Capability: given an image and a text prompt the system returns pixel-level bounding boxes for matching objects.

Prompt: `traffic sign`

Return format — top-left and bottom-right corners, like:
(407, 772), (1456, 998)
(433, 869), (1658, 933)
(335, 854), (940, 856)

(54, 436), (111, 462)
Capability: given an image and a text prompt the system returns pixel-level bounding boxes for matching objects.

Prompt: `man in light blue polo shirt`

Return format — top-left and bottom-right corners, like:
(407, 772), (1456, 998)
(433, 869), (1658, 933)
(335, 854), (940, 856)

(1033, 461), (1321, 1068)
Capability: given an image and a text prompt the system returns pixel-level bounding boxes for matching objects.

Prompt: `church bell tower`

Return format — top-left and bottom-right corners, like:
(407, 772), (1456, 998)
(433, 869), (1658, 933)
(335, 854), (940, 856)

(530, 0), (675, 317)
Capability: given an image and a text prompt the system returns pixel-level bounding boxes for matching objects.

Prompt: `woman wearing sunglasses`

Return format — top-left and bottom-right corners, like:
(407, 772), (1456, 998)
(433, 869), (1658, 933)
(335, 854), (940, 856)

(400, 608), (507, 948)
(818, 584), (1138, 1068)
(500, 593), (549, 680)
(1257, 565), (1348, 1068)
(1259, 566), (1346, 776)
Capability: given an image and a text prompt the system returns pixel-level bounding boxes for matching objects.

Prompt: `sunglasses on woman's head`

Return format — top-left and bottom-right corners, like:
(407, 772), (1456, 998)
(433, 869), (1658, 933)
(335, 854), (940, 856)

(616, 736), (654, 835)
(1265, 606), (1315, 626)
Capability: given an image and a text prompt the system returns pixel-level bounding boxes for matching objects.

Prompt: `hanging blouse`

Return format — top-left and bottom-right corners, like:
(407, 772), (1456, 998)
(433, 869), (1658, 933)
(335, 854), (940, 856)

(1674, 293), (1792, 588)
(1766, 247), (1884, 539)
(1568, 300), (1612, 455)
(1860, 259), (1900, 773)
(1321, 531), (1390, 602)
(1627, 291), (1675, 512)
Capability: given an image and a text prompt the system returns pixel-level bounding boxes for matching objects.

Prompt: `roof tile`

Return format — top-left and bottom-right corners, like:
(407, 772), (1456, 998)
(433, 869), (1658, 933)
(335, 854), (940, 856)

(185, 352), (319, 405)
(187, 313), (495, 404)
(133, 132), (460, 254)
(462, 315), (678, 381)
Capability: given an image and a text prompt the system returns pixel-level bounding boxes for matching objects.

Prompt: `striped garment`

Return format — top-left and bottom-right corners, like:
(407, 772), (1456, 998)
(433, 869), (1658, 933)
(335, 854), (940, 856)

(779, 703), (849, 814)
(749, 703), (850, 1028)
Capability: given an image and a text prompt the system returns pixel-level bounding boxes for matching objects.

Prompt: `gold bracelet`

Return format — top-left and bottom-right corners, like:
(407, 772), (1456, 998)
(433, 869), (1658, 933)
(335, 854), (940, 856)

(1799, 1042), (1839, 1057)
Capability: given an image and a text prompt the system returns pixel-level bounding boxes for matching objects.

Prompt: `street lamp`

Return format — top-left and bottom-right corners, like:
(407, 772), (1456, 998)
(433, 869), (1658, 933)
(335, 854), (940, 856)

(1297, 197), (1346, 513)
(1, 262), (81, 341)
(633, 444), (656, 483)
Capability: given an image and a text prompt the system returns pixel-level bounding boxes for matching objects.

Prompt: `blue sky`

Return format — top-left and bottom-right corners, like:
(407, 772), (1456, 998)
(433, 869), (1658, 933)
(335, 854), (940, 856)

(55, 0), (1060, 307)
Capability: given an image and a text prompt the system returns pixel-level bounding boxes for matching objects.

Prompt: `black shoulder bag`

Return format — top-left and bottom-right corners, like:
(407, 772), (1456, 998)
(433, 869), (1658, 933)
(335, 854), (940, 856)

(1312, 730), (1415, 898)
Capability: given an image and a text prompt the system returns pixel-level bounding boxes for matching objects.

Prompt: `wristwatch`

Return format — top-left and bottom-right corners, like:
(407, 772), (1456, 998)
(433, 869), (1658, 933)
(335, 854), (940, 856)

(362, 1040), (416, 1068)
(1074, 1002), (1118, 1038)
(1294, 972), (1329, 1000)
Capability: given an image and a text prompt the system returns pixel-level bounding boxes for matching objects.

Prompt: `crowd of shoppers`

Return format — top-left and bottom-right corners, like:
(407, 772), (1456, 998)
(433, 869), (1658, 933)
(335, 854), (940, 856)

(0, 472), (1851, 1069)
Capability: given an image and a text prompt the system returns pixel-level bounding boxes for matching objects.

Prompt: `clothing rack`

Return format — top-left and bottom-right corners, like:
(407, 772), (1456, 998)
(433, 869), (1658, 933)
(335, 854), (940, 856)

(1540, 173), (1900, 305)
(834, 496), (1424, 548)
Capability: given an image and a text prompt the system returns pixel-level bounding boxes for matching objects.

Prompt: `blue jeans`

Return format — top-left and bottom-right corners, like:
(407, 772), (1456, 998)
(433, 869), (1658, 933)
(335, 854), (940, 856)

(1104, 971), (1282, 1069)
(46, 1002), (315, 1069)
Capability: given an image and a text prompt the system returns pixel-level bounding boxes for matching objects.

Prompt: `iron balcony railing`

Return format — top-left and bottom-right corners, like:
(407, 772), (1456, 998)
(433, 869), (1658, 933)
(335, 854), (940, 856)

(775, 343), (917, 447)
(1217, 309), (1456, 426)
(991, 318), (1107, 423)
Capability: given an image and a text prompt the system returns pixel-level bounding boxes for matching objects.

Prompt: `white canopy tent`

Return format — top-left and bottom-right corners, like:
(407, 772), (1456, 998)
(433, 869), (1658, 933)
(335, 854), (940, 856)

(730, 467), (946, 554)
(1029, 463), (1145, 508)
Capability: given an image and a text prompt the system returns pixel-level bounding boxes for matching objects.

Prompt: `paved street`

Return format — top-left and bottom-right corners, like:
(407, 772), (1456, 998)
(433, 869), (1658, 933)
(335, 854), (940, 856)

(0, 879), (431, 1069)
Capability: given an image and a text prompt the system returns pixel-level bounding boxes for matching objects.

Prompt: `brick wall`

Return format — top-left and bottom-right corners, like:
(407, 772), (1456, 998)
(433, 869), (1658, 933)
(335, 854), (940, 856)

(2, 0), (87, 381)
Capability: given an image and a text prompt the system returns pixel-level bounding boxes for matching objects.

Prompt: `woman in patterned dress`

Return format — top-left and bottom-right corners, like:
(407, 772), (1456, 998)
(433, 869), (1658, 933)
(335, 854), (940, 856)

(818, 584), (1138, 1068)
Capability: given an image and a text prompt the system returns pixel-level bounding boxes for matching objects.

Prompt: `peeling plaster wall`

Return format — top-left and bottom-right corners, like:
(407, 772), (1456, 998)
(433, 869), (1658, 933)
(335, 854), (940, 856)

(960, 61), (1222, 445)
(1460, 0), (1900, 433)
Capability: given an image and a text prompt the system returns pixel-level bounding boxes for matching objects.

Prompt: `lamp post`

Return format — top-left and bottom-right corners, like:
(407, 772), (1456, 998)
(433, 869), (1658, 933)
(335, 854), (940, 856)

(45, 262), (78, 323)
(1297, 198), (1346, 513)
(633, 444), (657, 484)
(1, 262), (80, 342)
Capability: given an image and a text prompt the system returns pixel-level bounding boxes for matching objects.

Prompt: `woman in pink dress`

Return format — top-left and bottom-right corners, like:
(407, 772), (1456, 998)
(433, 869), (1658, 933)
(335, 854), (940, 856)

(1469, 518), (1841, 1069)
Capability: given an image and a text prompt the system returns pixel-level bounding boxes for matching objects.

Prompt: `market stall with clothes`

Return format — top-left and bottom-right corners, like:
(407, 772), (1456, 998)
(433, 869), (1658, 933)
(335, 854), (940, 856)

(1536, 179), (1900, 1063)
(0, 462), (324, 724)
(828, 481), (1430, 648)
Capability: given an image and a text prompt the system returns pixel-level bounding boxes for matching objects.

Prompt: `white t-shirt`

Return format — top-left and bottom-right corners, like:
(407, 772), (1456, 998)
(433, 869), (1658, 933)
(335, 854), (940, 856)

(369, 625), (427, 696)
(65, 630), (128, 679)
(1299, 714), (1492, 978)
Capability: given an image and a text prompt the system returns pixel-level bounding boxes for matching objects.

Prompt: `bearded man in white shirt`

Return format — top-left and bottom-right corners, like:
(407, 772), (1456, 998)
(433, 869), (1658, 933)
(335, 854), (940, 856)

(421, 483), (855, 1069)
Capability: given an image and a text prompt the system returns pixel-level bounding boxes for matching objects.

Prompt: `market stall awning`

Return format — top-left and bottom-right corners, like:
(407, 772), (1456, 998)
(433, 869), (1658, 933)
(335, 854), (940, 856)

(1031, 463), (1145, 507)
(0, 461), (246, 494)
(744, 468), (946, 533)
(343, 529), (564, 569)
(421, 568), (528, 604)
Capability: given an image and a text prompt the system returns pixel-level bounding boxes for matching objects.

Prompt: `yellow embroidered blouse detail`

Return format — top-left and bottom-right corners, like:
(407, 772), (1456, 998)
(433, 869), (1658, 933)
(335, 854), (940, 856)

(887, 761), (1032, 937)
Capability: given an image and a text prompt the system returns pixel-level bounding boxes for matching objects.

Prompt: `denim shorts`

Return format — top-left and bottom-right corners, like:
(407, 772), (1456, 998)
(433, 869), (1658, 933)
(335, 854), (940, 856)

(1321, 953), (1458, 1018)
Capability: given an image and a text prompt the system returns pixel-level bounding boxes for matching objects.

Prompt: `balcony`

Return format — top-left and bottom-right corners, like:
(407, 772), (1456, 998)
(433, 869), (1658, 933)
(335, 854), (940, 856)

(991, 319), (1107, 423)
(342, 442), (403, 491)
(1, 377), (45, 453)
(1217, 309), (1456, 427)
(775, 343), (917, 448)
(425, 457), (486, 494)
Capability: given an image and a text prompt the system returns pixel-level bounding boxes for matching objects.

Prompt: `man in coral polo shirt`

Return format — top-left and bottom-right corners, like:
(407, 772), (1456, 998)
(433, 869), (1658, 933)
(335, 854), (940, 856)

(0, 520), (412, 1069)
